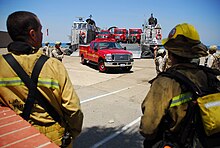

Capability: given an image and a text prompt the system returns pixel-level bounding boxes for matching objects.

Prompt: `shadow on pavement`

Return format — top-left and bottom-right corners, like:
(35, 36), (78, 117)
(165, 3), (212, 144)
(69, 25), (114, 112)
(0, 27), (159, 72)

(86, 64), (134, 74)
(73, 126), (144, 148)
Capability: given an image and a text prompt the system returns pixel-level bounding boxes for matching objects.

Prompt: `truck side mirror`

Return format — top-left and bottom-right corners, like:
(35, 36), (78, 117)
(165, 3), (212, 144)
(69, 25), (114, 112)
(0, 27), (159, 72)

(124, 47), (126, 50)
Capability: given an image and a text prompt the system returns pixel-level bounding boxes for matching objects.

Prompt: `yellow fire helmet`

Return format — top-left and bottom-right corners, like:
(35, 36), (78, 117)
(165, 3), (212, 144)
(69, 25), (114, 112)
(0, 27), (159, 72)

(157, 48), (166, 55)
(162, 23), (200, 45)
(209, 45), (217, 52)
(162, 23), (208, 58)
(44, 41), (49, 45)
(55, 41), (61, 45)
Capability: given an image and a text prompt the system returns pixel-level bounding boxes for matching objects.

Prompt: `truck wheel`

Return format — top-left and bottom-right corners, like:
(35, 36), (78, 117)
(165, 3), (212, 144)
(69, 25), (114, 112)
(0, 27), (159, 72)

(81, 55), (86, 65)
(122, 66), (132, 72)
(98, 60), (107, 72)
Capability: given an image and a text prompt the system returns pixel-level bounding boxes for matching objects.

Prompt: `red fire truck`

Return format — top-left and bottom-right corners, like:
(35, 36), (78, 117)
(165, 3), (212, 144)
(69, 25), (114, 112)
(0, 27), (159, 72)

(128, 28), (142, 43)
(96, 29), (114, 39)
(113, 28), (128, 43)
(79, 38), (133, 72)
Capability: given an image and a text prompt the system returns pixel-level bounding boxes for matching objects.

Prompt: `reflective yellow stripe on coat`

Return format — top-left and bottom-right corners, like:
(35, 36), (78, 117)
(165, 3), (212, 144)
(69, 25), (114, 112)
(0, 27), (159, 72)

(170, 92), (193, 107)
(0, 77), (59, 89)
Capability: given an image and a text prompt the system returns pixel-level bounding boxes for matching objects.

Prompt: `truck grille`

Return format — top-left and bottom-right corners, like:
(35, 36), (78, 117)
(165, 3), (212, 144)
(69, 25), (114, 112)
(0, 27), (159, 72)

(113, 54), (130, 61)
(115, 36), (120, 39)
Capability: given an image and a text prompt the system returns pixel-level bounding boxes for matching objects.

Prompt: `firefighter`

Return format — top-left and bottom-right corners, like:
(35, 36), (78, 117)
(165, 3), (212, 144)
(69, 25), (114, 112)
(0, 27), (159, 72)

(52, 41), (64, 62)
(43, 41), (52, 57)
(148, 13), (157, 27)
(155, 48), (167, 74)
(0, 11), (83, 147)
(204, 45), (217, 67)
(139, 23), (211, 147)
(153, 45), (158, 59)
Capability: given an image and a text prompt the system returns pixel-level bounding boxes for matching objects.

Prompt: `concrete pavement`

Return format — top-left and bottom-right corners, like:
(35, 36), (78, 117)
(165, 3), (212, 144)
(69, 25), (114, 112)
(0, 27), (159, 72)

(63, 55), (156, 148)
(0, 48), (157, 147)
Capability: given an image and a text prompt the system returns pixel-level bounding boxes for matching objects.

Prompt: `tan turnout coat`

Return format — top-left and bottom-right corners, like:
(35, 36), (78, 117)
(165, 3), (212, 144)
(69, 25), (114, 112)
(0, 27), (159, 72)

(140, 64), (208, 139)
(0, 51), (83, 146)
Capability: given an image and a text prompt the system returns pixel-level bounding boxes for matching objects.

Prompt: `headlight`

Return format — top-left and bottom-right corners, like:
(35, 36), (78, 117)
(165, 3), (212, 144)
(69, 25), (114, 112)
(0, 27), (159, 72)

(105, 54), (113, 61)
(129, 54), (133, 60)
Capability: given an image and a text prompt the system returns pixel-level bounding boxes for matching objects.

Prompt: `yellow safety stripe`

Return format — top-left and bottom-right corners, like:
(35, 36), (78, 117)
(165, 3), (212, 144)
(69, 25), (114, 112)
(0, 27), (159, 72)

(80, 50), (87, 53)
(0, 77), (59, 89)
(38, 78), (59, 89)
(170, 92), (193, 107)
(87, 53), (93, 57)
(0, 77), (23, 86)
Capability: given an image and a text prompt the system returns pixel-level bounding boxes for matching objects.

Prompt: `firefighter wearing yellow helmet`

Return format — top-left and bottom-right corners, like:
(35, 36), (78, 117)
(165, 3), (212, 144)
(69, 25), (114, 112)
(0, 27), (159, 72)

(42, 41), (51, 56)
(51, 41), (64, 61)
(139, 23), (219, 147)
(204, 45), (218, 68)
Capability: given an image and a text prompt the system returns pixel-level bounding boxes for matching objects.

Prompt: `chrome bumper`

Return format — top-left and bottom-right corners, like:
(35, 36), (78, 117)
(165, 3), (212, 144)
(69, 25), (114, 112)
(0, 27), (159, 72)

(104, 61), (133, 67)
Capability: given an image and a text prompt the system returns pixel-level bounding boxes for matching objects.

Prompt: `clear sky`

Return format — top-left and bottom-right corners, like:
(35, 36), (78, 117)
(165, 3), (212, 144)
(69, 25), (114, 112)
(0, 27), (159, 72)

(0, 0), (219, 45)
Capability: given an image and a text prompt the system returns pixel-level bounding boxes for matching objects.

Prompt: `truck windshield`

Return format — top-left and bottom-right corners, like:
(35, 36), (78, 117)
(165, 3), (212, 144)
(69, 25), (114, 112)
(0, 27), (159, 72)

(74, 23), (87, 30)
(99, 42), (122, 49)
(99, 31), (110, 34)
(115, 30), (123, 34)
(130, 30), (139, 34)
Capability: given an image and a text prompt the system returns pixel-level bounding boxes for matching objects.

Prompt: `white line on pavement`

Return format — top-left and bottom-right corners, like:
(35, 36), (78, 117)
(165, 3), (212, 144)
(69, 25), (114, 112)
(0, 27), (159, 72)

(91, 117), (141, 148)
(80, 86), (133, 104)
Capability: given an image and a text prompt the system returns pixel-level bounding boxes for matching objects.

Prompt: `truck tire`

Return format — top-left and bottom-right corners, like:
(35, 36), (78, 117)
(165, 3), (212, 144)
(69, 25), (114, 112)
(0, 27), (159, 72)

(122, 66), (132, 72)
(98, 60), (107, 72)
(81, 55), (86, 65)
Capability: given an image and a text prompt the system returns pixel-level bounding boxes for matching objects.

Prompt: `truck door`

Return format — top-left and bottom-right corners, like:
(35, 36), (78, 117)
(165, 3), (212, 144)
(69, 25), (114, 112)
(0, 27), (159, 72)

(88, 42), (97, 62)
(93, 42), (100, 63)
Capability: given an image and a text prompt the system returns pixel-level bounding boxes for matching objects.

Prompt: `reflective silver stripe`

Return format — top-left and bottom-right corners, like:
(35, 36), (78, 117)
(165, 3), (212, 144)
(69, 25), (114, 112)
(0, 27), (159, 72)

(205, 101), (220, 108)
(0, 77), (59, 89)
(38, 78), (59, 89)
(170, 92), (193, 107)
(0, 77), (23, 86)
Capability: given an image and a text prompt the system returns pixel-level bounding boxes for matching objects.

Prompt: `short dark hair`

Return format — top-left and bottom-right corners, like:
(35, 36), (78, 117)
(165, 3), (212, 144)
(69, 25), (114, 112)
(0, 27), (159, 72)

(7, 11), (40, 42)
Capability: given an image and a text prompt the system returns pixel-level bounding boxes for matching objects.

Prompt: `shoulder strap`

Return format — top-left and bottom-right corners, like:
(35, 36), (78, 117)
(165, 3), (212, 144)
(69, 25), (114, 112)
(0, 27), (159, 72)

(159, 69), (203, 97)
(3, 54), (61, 123)
(22, 55), (48, 120)
(199, 65), (220, 75)
(23, 55), (49, 120)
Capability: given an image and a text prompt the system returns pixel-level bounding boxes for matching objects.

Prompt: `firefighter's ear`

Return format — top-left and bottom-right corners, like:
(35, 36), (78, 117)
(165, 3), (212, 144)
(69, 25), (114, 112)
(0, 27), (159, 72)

(29, 29), (38, 43)
(29, 29), (36, 38)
